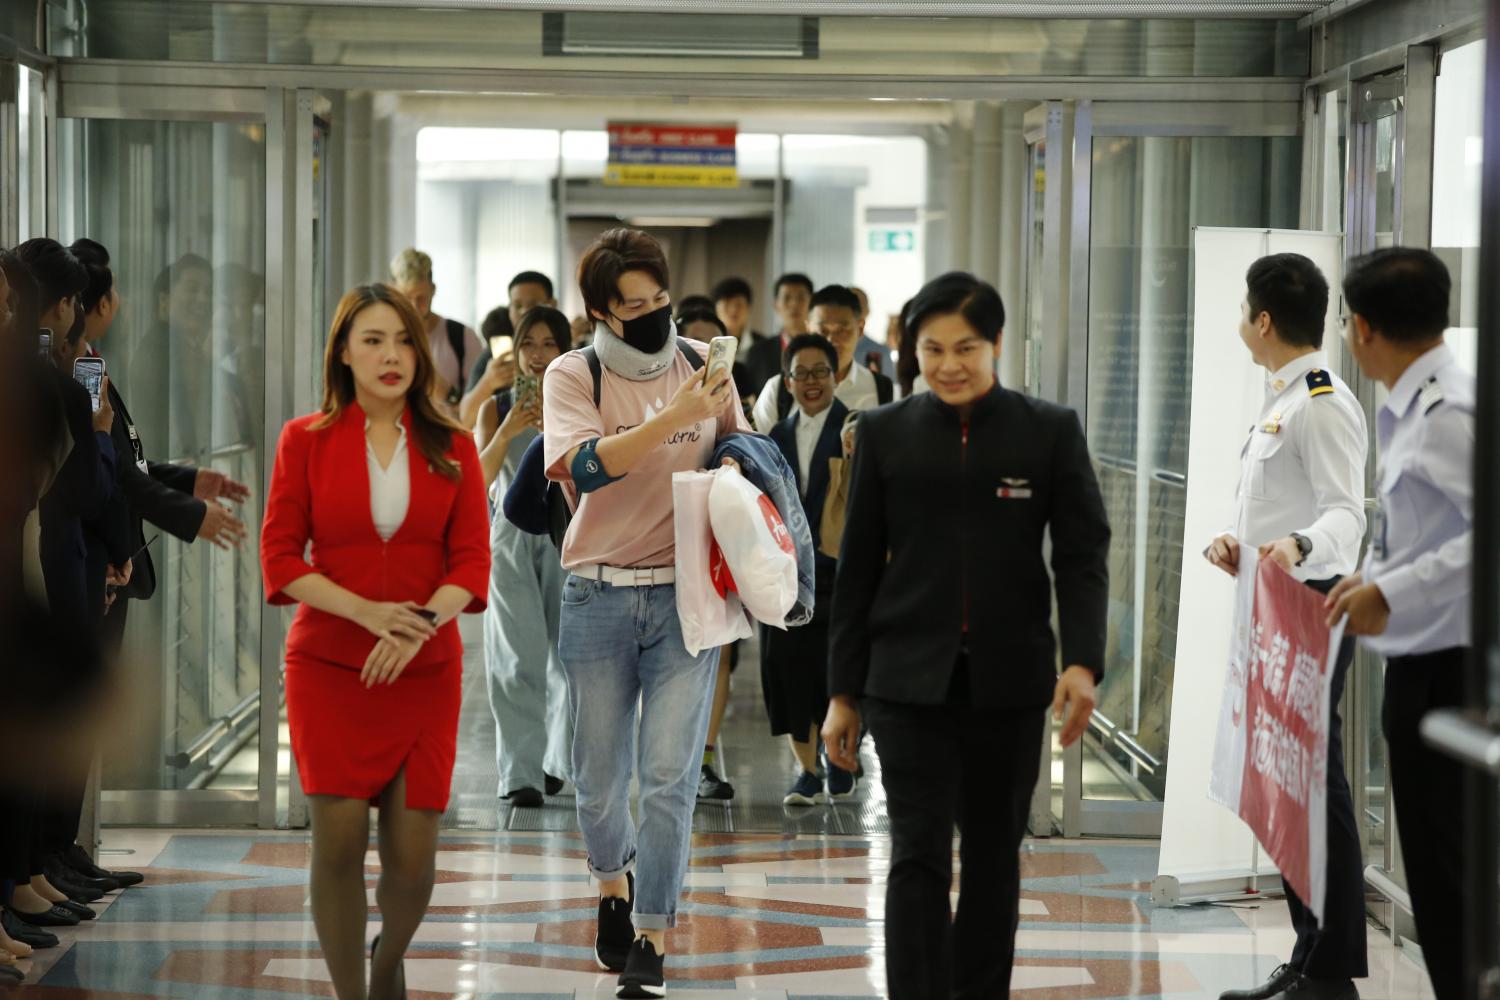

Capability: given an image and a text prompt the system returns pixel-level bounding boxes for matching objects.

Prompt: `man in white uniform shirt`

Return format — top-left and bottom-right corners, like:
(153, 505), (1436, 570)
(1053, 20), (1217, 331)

(1206, 254), (1368, 1000)
(752, 285), (893, 434)
(1326, 248), (1474, 1000)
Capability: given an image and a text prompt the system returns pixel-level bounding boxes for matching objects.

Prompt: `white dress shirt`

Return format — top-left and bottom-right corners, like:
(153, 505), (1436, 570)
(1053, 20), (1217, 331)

(752, 362), (880, 434)
(1224, 351), (1369, 581)
(792, 404), (834, 497)
(367, 420), (411, 542)
(1362, 343), (1475, 656)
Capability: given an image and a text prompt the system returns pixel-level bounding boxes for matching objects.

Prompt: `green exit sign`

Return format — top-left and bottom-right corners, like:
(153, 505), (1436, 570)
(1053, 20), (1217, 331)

(868, 228), (915, 253)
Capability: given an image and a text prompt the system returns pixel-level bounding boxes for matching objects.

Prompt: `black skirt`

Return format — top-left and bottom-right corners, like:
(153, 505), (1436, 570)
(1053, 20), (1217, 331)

(759, 596), (831, 740)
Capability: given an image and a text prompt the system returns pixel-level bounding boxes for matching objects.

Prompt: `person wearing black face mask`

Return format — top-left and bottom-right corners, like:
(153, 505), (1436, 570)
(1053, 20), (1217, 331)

(540, 228), (750, 999)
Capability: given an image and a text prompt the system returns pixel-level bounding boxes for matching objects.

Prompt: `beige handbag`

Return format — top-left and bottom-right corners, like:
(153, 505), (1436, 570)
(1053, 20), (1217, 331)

(819, 455), (852, 559)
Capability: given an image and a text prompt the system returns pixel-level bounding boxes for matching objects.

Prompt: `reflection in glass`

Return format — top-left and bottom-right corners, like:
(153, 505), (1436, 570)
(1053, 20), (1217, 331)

(1083, 134), (1299, 802)
(67, 118), (266, 792)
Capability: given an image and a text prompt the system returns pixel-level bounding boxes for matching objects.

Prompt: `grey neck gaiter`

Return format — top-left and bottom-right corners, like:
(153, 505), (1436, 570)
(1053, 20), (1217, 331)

(592, 323), (680, 381)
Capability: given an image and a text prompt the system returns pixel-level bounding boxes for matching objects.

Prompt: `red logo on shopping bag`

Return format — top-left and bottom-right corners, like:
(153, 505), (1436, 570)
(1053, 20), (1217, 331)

(758, 495), (795, 555)
(709, 539), (738, 599)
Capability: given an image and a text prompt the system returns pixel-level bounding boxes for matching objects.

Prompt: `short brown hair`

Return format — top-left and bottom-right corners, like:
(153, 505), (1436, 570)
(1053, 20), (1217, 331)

(577, 228), (670, 321)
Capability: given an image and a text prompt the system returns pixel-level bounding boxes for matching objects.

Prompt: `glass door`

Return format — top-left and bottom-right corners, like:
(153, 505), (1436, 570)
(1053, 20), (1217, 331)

(1053, 101), (1301, 837)
(56, 83), (279, 826)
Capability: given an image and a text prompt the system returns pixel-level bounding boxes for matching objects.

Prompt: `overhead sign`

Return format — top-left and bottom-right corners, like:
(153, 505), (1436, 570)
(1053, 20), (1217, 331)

(868, 228), (915, 253)
(605, 123), (738, 188)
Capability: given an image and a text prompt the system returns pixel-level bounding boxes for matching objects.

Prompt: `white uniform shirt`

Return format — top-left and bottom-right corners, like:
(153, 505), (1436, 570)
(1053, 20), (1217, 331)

(792, 404), (834, 498)
(1225, 351), (1368, 581)
(1362, 343), (1475, 656)
(752, 363), (880, 435)
(367, 420), (411, 542)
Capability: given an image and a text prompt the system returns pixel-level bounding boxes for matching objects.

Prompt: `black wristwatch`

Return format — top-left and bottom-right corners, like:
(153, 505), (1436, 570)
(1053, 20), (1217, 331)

(1290, 533), (1313, 566)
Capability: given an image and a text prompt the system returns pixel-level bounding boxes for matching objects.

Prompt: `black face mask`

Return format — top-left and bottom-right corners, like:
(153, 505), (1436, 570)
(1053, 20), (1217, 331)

(614, 303), (673, 355)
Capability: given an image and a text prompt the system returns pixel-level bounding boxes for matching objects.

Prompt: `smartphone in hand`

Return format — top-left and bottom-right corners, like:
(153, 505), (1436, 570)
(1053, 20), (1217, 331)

(706, 335), (737, 391)
(513, 371), (540, 409)
(73, 356), (107, 412)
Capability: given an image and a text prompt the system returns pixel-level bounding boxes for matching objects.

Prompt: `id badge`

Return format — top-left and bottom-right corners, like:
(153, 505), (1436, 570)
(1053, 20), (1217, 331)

(127, 424), (148, 474)
(1371, 504), (1388, 562)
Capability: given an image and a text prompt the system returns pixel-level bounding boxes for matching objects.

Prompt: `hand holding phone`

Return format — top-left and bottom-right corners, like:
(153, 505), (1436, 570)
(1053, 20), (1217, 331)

(706, 336), (737, 394)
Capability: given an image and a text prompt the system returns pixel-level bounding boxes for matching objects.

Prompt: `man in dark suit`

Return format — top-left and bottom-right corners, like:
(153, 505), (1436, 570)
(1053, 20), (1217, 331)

(823, 273), (1110, 1000)
(765, 335), (852, 807)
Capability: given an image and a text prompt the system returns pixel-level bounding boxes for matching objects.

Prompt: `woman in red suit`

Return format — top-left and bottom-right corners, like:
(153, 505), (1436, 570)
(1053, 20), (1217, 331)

(261, 283), (489, 1000)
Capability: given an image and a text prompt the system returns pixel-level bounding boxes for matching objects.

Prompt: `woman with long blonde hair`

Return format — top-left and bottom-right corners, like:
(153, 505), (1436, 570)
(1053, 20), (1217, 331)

(261, 283), (490, 999)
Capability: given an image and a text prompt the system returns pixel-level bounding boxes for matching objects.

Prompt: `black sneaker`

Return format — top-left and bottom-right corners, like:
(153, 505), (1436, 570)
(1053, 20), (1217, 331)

(595, 871), (635, 972)
(616, 937), (666, 998)
(696, 763), (734, 801)
(503, 787), (544, 808)
(544, 773), (565, 796)
(1220, 964), (1301, 1000)
(783, 770), (824, 806)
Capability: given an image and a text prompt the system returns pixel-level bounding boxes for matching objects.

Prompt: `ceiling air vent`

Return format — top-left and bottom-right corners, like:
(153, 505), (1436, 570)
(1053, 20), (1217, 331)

(542, 12), (817, 59)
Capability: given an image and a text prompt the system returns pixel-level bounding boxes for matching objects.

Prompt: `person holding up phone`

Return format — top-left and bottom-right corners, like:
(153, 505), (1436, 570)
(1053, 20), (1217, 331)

(473, 306), (574, 809)
(261, 283), (489, 1000)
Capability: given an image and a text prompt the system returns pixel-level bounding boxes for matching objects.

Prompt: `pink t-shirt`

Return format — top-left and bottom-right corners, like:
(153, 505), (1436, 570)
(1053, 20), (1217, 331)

(544, 339), (750, 571)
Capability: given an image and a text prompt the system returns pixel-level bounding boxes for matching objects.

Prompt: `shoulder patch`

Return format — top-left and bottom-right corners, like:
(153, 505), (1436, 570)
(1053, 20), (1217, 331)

(1418, 375), (1445, 415)
(1305, 368), (1335, 397)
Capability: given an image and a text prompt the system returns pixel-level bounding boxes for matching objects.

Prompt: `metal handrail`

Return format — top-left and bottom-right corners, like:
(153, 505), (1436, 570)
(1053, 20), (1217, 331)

(165, 690), (260, 769)
(1420, 709), (1500, 777)
(166, 440), (257, 466)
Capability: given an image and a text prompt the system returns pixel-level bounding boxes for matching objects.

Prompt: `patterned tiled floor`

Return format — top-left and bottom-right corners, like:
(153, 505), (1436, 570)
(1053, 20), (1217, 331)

(9, 828), (1439, 998)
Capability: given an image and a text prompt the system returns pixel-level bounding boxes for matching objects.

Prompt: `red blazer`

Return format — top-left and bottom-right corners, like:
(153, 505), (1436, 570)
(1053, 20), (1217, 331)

(260, 402), (490, 675)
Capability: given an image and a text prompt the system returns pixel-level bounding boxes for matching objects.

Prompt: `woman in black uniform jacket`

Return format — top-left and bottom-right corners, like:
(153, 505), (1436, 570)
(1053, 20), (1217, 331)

(823, 272), (1111, 999)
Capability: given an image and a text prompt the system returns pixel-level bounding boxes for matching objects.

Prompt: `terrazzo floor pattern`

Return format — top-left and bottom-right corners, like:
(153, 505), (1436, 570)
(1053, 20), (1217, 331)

(9, 828), (1438, 999)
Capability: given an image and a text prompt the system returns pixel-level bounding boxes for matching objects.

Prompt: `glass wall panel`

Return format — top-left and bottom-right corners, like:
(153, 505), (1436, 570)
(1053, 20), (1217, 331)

(64, 2), (1308, 79)
(1082, 134), (1300, 802)
(1431, 40), (1485, 372)
(18, 66), (44, 242)
(63, 117), (267, 793)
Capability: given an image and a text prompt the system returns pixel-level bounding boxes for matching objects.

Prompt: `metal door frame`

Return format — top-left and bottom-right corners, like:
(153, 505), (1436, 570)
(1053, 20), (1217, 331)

(53, 78), (313, 829)
(1026, 97), (1301, 838)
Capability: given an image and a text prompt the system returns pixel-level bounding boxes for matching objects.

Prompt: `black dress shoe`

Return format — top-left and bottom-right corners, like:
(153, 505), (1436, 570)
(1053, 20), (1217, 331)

(504, 787), (544, 808)
(13, 905), (81, 928)
(46, 857), (119, 895)
(62, 844), (143, 887)
(1222, 964), (1301, 1000)
(46, 873), (105, 904)
(1272, 979), (1358, 1000)
(55, 900), (97, 922)
(1, 911), (57, 948)
(0, 962), (24, 986)
(545, 773), (565, 796)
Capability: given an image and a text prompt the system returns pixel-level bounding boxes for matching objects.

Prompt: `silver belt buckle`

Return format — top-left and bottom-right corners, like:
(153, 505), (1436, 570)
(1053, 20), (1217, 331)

(634, 567), (654, 587)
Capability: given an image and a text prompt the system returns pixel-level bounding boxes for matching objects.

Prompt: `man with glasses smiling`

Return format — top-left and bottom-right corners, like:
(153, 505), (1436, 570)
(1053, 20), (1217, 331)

(751, 284), (893, 434)
(764, 334), (855, 806)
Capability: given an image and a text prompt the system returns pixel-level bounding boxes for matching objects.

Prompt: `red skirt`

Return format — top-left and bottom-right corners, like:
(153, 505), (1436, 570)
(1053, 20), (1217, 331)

(284, 652), (462, 812)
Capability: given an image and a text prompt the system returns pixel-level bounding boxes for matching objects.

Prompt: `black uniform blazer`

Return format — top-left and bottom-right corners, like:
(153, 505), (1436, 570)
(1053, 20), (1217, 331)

(770, 397), (849, 593)
(830, 385), (1111, 710)
(741, 332), (783, 397)
(99, 373), (207, 600)
(39, 372), (117, 620)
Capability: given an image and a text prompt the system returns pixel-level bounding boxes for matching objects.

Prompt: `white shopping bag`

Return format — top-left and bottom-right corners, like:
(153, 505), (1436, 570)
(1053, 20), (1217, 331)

(673, 470), (753, 657)
(707, 466), (799, 629)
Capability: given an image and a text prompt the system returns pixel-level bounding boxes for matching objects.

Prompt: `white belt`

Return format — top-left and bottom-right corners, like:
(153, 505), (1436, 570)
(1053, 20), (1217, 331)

(573, 564), (676, 587)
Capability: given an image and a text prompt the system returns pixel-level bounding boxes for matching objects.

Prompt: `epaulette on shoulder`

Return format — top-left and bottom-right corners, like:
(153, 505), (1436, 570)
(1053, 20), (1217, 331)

(1305, 368), (1334, 397)
(1418, 376), (1445, 415)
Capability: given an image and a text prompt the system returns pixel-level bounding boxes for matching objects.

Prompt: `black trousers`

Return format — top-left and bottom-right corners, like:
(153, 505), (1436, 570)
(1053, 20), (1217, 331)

(865, 692), (1045, 1000)
(1384, 648), (1468, 1000)
(1283, 578), (1368, 979)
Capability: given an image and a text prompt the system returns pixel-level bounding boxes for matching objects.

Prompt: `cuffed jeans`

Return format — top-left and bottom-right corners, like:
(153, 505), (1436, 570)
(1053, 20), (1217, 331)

(557, 575), (717, 930)
(484, 525), (572, 796)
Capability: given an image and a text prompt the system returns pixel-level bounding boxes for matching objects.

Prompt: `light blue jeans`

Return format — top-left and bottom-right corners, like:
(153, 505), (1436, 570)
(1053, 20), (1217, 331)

(557, 575), (717, 929)
(484, 522), (572, 796)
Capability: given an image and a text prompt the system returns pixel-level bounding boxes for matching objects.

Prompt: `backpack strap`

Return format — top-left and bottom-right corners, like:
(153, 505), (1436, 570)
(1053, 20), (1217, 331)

(583, 339), (703, 410)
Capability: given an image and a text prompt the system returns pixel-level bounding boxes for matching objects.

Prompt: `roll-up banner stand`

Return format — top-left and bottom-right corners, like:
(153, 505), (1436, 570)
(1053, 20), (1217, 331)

(1153, 227), (1344, 907)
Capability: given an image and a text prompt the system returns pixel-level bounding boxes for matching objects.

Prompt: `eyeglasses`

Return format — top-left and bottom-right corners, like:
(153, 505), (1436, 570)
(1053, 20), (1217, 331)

(816, 324), (855, 339)
(789, 365), (834, 382)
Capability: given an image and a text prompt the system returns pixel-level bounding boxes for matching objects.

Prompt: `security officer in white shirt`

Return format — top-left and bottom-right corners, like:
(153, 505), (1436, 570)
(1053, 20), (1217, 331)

(1326, 248), (1473, 1000)
(1207, 254), (1368, 1000)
